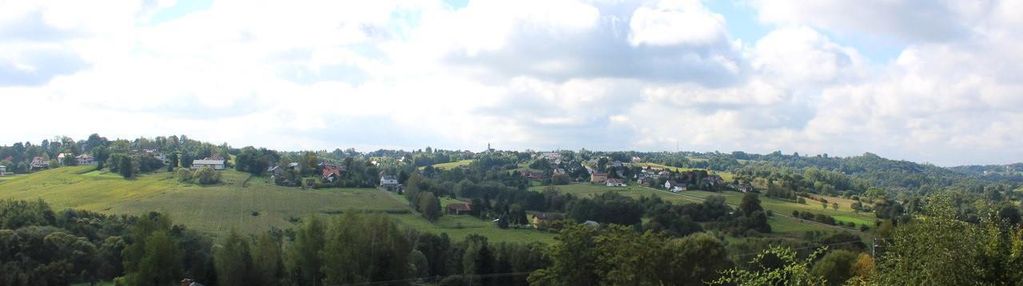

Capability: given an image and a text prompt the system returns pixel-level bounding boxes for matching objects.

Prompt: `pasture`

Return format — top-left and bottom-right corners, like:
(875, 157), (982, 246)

(531, 183), (874, 237)
(0, 166), (554, 243)
(428, 159), (473, 170)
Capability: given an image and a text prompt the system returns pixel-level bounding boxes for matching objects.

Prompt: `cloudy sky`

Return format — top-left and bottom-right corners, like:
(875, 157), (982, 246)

(1, 0), (1021, 166)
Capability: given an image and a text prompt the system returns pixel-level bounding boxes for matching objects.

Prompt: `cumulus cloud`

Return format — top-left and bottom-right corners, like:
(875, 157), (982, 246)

(749, 0), (991, 43)
(431, 0), (743, 85)
(0, 0), (1020, 165)
(628, 0), (727, 47)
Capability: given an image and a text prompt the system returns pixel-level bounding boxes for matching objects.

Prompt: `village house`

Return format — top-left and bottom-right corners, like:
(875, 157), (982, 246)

(380, 175), (400, 191)
(539, 152), (561, 161)
(736, 181), (755, 193)
(191, 159), (225, 170)
(56, 153), (67, 162)
(702, 175), (725, 187)
(520, 170), (544, 180)
(180, 278), (204, 286)
(76, 154), (96, 165)
(665, 180), (686, 193)
(0, 165), (7, 176)
(446, 202), (472, 215)
(321, 164), (344, 182)
(30, 157), (49, 170)
(637, 176), (655, 186)
(590, 171), (608, 184)
(529, 212), (565, 229)
(267, 165), (283, 180)
(606, 178), (627, 187)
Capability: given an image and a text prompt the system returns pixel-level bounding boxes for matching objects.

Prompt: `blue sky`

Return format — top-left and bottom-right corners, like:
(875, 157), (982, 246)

(0, 0), (1021, 166)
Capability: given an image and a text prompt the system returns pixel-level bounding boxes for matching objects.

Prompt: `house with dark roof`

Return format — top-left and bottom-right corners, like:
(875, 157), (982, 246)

(520, 170), (544, 180)
(30, 157), (49, 170)
(446, 202), (473, 215)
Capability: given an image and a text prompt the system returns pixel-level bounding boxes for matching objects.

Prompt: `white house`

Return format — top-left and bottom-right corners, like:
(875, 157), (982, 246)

(191, 159), (225, 170)
(56, 153), (72, 165)
(0, 165), (7, 176)
(76, 154), (96, 165)
(606, 178), (627, 187)
(30, 157), (49, 170)
(380, 175), (399, 187)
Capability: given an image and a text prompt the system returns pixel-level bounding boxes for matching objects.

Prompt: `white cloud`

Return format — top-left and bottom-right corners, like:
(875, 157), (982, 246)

(627, 0), (727, 47)
(0, 0), (1021, 165)
(751, 26), (866, 85)
(749, 0), (990, 42)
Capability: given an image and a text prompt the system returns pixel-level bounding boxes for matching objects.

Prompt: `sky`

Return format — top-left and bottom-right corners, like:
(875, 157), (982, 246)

(0, 0), (1021, 166)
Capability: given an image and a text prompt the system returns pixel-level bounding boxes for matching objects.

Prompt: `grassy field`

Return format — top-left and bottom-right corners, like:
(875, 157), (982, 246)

(0, 166), (555, 243)
(635, 162), (735, 182)
(673, 191), (877, 226)
(0, 167), (407, 235)
(428, 159), (473, 170)
(391, 214), (555, 243)
(531, 183), (875, 237)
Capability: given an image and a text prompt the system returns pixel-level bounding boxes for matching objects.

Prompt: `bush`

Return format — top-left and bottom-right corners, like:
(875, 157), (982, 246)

(797, 198), (807, 204)
(195, 167), (221, 185)
(178, 167), (221, 185)
(176, 168), (193, 182)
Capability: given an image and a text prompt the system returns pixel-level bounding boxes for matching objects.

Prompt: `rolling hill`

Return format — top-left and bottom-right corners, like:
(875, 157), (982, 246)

(0, 166), (555, 242)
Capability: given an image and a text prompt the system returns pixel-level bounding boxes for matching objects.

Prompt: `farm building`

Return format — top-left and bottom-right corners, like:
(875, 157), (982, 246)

(446, 202), (473, 215)
(0, 165), (6, 176)
(529, 212), (565, 229)
(191, 159), (225, 170)
(590, 172), (608, 184)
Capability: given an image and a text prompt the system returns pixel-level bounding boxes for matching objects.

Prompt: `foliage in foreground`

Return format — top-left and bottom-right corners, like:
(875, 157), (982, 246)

(529, 224), (732, 286)
(712, 246), (826, 286)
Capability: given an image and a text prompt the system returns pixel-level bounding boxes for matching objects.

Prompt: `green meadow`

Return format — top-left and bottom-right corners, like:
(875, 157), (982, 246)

(0, 166), (554, 243)
(530, 183), (875, 237)
(427, 159), (473, 170)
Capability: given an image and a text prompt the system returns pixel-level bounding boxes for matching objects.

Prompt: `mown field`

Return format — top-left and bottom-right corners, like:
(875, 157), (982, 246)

(530, 183), (875, 237)
(0, 167), (555, 243)
(428, 159), (473, 170)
